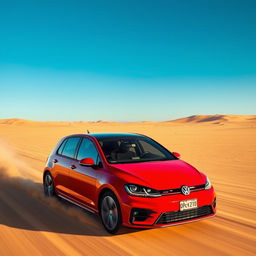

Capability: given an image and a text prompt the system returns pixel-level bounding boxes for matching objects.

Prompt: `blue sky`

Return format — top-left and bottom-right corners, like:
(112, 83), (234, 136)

(0, 0), (255, 121)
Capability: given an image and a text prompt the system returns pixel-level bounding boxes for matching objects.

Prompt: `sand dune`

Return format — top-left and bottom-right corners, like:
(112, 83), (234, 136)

(0, 117), (255, 256)
(168, 114), (256, 124)
(0, 118), (116, 127)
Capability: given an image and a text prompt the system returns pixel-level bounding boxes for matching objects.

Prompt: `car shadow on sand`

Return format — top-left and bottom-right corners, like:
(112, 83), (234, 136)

(0, 174), (142, 236)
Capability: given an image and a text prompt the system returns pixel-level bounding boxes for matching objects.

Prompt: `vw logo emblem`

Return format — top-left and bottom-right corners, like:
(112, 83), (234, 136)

(181, 185), (190, 195)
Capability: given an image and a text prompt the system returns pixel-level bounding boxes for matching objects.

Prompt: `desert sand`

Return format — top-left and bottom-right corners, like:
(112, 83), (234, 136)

(0, 115), (255, 256)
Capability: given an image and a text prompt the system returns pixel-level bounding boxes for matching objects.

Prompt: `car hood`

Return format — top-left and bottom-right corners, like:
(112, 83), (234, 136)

(112, 160), (206, 190)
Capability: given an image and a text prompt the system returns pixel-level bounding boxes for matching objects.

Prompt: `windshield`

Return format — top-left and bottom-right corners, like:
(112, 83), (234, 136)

(97, 136), (176, 164)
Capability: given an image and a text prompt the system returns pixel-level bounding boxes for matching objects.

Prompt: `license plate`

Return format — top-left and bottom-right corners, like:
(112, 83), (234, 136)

(180, 199), (198, 211)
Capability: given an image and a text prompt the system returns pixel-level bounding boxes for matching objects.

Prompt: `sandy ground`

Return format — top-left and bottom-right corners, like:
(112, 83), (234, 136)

(0, 115), (255, 256)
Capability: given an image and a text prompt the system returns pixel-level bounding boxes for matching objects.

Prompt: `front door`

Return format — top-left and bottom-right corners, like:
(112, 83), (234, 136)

(69, 137), (101, 210)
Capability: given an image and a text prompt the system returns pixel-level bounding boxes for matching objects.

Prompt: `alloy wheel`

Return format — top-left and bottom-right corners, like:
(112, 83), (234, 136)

(101, 195), (119, 232)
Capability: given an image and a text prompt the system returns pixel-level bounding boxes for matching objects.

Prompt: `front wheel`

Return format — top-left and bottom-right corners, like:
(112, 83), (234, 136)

(100, 191), (122, 234)
(43, 172), (55, 197)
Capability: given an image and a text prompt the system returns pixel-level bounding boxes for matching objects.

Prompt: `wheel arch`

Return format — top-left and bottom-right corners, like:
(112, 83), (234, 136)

(97, 185), (121, 212)
(43, 168), (51, 178)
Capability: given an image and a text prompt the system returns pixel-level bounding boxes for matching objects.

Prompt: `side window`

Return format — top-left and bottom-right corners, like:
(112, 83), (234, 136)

(77, 138), (100, 164)
(57, 139), (67, 155)
(62, 137), (81, 159)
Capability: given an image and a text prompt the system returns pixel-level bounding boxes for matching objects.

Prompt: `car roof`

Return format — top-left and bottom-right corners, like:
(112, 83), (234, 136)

(89, 133), (146, 140)
(64, 133), (147, 141)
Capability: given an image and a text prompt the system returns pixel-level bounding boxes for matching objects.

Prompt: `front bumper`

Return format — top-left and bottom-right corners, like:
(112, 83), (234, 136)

(120, 187), (216, 228)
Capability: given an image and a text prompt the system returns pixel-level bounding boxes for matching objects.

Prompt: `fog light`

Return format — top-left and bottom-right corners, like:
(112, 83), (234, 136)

(130, 208), (156, 223)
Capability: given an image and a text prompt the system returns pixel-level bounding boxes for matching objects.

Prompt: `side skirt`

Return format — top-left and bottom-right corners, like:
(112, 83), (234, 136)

(57, 191), (98, 214)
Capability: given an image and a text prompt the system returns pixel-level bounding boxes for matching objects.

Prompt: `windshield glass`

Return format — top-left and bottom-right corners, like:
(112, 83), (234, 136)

(97, 136), (176, 164)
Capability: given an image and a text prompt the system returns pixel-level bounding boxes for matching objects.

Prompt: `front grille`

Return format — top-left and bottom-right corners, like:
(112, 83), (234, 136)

(160, 184), (205, 196)
(156, 205), (213, 225)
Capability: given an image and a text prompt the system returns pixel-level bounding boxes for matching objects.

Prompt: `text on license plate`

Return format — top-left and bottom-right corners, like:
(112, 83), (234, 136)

(180, 199), (198, 211)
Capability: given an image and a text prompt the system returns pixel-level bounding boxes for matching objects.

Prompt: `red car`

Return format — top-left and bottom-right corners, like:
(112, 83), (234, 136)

(43, 133), (216, 233)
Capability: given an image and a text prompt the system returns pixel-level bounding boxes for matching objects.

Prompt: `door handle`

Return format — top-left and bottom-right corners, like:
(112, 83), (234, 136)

(53, 159), (58, 163)
(70, 165), (76, 169)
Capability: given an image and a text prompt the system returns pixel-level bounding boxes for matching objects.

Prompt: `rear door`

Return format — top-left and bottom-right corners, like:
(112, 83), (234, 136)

(52, 137), (81, 196)
(68, 137), (101, 210)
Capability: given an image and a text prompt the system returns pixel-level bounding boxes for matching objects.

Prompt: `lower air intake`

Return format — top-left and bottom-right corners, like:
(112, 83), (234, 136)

(156, 205), (213, 224)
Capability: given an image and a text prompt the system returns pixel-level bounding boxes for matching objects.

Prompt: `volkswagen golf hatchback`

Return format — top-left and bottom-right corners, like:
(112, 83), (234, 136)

(43, 133), (216, 233)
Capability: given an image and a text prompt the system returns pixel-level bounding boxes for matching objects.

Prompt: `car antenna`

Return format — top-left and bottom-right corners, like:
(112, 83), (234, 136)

(87, 130), (90, 134)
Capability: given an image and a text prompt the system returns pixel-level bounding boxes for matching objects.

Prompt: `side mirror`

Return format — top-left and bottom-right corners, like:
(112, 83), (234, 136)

(172, 152), (181, 158)
(79, 158), (95, 167)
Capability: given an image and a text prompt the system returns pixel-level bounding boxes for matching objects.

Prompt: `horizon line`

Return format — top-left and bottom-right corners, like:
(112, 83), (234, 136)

(1, 114), (255, 124)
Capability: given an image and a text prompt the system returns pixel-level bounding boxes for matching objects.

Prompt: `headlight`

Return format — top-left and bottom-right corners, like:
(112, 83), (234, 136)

(124, 184), (161, 197)
(205, 177), (212, 190)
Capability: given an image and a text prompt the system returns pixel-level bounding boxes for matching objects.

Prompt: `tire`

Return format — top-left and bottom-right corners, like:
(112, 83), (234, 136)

(99, 191), (122, 234)
(43, 172), (55, 197)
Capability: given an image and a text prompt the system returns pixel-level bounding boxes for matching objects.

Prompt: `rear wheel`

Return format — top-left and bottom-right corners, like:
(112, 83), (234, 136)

(100, 191), (121, 234)
(43, 172), (55, 197)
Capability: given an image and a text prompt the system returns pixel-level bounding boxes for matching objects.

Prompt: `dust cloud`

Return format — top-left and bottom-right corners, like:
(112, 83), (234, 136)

(0, 141), (99, 229)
